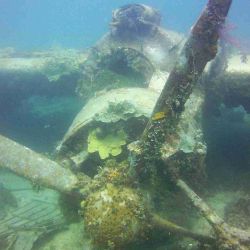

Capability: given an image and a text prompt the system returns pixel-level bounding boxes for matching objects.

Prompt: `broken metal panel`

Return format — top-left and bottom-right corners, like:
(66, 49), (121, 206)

(0, 199), (65, 239)
(0, 199), (66, 250)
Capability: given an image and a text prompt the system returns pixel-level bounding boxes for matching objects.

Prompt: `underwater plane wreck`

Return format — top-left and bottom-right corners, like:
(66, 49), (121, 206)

(0, 0), (250, 249)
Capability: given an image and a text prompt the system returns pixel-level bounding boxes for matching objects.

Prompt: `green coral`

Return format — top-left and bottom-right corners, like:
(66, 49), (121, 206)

(87, 128), (127, 159)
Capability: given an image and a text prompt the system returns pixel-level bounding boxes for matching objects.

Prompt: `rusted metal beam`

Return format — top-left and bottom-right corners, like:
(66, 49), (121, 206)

(177, 179), (250, 250)
(151, 213), (215, 245)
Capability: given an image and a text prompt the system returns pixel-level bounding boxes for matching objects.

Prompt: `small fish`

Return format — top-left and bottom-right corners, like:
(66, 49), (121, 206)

(152, 111), (166, 121)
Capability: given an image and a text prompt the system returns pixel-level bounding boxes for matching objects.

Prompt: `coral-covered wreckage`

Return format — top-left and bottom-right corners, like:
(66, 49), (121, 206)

(0, 1), (250, 249)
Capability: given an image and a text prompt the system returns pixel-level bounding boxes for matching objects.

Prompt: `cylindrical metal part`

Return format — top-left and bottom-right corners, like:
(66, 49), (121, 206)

(0, 134), (79, 193)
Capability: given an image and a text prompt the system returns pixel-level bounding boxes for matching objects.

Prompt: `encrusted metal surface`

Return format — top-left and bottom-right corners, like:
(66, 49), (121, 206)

(57, 87), (160, 152)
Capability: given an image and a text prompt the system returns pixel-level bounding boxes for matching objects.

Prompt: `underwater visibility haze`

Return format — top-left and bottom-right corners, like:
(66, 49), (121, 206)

(0, 1), (250, 250)
(0, 0), (250, 49)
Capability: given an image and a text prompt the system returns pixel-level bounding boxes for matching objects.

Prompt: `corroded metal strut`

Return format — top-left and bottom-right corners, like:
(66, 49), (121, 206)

(141, 0), (232, 160)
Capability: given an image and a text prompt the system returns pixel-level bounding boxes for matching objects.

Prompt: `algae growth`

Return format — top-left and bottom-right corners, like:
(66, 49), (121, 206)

(87, 128), (127, 159)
